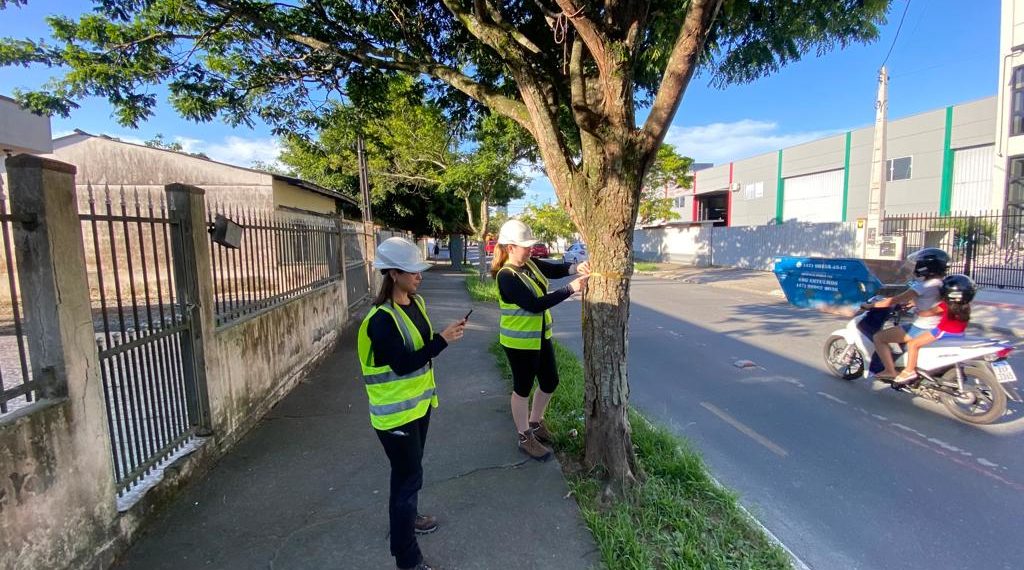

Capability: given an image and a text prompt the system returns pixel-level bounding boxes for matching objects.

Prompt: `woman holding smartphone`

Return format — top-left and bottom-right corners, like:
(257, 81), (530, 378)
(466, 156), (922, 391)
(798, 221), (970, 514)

(357, 237), (466, 570)
(491, 220), (589, 460)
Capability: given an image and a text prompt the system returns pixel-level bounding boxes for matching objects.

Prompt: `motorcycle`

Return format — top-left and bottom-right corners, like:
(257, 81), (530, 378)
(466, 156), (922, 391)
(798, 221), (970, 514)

(823, 299), (1022, 425)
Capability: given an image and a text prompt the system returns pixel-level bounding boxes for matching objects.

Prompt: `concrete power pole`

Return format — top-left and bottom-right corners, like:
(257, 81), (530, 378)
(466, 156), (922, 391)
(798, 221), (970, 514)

(865, 66), (889, 255)
(356, 135), (376, 276)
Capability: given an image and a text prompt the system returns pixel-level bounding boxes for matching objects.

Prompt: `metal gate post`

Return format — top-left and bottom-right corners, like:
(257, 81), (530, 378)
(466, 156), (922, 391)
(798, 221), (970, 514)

(166, 183), (213, 435)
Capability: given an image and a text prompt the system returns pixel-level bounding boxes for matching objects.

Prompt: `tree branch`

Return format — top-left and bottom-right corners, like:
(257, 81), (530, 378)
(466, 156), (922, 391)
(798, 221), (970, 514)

(640, 0), (723, 156)
(568, 37), (602, 134)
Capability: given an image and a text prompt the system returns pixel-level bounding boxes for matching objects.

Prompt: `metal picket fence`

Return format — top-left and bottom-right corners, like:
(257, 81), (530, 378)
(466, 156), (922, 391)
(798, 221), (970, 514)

(883, 209), (1024, 290)
(0, 180), (34, 417)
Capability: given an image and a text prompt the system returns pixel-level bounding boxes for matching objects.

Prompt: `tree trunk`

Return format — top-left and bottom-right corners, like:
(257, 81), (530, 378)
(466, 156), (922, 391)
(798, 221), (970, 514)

(478, 196), (490, 277)
(449, 234), (464, 270)
(577, 165), (642, 492)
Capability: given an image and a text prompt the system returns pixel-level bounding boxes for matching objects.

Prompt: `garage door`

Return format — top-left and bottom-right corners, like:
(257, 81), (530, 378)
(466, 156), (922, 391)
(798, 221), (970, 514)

(951, 145), (994, 214)
(783, 169), (844, 223)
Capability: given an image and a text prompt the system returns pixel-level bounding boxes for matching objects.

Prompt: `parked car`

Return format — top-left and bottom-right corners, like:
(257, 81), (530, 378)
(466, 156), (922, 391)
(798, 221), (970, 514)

(563, 242), (588, 264)
(529, 242), (550, 258)
(485, 239), (497, 255)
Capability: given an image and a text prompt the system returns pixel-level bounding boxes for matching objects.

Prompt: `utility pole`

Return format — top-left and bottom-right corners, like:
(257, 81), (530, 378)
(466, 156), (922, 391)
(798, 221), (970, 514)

(356, 135), (375, 277)
(865, 66), (889, 256)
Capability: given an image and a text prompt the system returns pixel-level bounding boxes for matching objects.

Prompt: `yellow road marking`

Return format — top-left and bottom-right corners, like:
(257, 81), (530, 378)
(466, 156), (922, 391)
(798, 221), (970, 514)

(700, 401), (789, 458)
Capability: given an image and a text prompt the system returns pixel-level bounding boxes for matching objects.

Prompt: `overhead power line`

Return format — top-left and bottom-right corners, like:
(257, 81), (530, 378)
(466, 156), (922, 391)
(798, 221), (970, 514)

(881, 0), (912, 69)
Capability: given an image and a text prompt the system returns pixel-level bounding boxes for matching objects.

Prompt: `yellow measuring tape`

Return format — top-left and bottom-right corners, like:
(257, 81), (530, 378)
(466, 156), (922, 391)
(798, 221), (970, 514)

(585, 271), (631, 281)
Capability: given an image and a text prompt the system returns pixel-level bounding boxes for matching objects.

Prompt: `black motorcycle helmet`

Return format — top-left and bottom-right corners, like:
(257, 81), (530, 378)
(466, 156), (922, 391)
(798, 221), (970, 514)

(941, 274), (976, 304)
(909, 247), (950, 278)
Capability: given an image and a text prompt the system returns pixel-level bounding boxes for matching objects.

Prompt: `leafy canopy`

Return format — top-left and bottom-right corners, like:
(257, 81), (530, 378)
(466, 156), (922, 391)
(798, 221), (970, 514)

(0, 0), (889, 143)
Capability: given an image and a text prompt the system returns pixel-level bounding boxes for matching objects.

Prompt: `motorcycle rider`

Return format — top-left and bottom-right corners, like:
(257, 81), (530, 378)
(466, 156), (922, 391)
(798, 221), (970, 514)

(891, 274), (975, 385)
(860, 247), (950, 380)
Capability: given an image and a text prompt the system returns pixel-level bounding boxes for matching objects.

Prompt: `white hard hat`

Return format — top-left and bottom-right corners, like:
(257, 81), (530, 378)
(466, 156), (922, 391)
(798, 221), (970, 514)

(497, 219), (539, 247)
(374, 237), (430, 273)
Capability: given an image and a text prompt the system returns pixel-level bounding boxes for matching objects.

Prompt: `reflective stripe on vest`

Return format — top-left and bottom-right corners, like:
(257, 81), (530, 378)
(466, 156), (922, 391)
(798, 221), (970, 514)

(357, 296), (438, 430)
(498, 259), (553, 350)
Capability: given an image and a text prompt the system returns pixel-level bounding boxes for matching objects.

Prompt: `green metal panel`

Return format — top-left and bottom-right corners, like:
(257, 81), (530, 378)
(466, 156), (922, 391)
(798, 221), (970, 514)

(939, 106), (954, 216)
(775, 149), (784, 223)
(842, 131), (852, 222)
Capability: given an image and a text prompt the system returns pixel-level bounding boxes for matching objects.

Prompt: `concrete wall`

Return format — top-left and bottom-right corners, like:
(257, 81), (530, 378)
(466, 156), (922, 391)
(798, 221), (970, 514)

(0, 96), (52, 156)
(1, 156), (118, 570)
(206, 281), (349, 446)
(994, 0), (1024, 209)
(711, 222), (858, 270)
(634, 221), (857, 271)
(731, 153), (780, 227)
(272, 178), (338, 214)
(634, 224), (711, 265)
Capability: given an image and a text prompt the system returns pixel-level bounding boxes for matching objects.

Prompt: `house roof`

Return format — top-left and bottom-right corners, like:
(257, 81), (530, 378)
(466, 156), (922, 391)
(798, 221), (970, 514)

(55, 129), (357, 207)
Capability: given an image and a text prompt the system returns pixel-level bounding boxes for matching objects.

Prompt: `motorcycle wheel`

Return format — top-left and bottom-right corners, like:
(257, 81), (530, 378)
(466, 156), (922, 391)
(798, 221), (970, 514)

(938, 366), (1007, 425)
(823, 335), (863, 380)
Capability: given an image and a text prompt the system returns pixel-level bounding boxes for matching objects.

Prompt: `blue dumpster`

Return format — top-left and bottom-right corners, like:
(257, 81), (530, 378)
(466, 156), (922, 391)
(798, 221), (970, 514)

(772, 257), (883, 309)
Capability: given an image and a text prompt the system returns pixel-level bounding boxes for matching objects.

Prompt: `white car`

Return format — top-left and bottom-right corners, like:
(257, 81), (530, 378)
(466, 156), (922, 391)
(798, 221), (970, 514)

(563, 242), (588, 264)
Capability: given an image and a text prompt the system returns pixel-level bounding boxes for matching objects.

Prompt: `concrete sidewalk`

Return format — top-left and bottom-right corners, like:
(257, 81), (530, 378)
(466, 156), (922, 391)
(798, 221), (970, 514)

(114, 269), (598, 569)
(641, 265), (1024, 340)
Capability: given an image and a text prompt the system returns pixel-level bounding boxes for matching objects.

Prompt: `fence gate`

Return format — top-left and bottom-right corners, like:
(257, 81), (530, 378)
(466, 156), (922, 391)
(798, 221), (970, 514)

(80, 185), (205, 500)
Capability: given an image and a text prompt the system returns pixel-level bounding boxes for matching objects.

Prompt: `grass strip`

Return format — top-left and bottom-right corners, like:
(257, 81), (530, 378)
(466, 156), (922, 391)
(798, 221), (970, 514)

(465, 269), (791, 569)
(464, 268), (501, 303)
(634, 261), (660, 272)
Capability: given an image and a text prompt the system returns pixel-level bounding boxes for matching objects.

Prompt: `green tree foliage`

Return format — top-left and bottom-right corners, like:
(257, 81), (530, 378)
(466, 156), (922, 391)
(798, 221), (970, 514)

(0, 0), (890, 487)
(277, 75), (529, 239)
(638, 144), (693, 224)
(520, 202), (576, 247)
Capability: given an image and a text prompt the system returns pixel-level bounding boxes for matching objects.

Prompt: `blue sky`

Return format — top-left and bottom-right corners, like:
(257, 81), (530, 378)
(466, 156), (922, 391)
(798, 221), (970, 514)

(0, 0), (1002, 213)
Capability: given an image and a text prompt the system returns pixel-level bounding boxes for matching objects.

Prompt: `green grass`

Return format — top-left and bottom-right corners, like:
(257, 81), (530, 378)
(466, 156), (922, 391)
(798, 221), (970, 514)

(634, 261), (660, 272)
(464, 268), (501, 302)
(487, 341), (791, 570)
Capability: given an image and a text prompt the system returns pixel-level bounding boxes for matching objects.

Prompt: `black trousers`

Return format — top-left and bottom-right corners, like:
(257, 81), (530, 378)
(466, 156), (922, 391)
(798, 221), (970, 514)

(375, 409), (431, 569)
(504, 337), (560, 397)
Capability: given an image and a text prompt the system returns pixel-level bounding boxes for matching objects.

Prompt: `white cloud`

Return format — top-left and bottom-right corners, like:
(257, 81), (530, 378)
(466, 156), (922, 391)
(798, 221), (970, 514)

(664, 119), (840, 165)
(174, 135), (283, 168)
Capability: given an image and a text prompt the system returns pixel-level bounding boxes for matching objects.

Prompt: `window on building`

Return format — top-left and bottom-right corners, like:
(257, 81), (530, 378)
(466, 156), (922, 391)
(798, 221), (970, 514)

(886, 156), (912, 181)
(1012, 66), (1024, 136)
(673, 196), (686, 208)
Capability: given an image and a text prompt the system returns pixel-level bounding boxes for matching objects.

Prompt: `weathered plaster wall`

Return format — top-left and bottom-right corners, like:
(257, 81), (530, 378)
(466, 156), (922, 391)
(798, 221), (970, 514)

(206, 282), (349, 446)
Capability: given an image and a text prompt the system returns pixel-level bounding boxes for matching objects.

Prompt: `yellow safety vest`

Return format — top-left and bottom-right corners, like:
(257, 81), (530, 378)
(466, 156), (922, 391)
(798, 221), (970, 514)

(357, 296), (438, 430)
(498, 259), (553, 350)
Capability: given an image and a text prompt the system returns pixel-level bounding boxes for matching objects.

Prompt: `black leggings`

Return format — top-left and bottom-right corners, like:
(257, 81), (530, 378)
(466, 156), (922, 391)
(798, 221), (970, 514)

(504, 338), (560, 397)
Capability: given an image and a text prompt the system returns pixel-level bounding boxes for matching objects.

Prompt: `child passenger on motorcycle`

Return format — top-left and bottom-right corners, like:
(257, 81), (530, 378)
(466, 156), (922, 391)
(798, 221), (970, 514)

(861, 248), (950, 380)
(890, 274), (975, 385)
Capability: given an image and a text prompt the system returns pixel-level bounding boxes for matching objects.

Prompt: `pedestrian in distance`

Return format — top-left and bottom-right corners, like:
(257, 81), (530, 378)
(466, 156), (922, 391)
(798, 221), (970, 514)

(490, 220), (589, 460)
(357, 237), (467, 570)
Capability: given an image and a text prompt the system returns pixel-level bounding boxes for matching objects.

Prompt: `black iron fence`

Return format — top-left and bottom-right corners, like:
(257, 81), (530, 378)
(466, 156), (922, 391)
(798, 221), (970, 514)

(0, 184), (33, 417)
(80, 184), (196, 496)
(207, 206), (343, 326)
(882, 209), (1024, 290)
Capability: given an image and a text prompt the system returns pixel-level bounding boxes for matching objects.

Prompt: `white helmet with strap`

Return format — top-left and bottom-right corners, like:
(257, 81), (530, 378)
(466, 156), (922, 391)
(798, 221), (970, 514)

(374, 237), (430, 273)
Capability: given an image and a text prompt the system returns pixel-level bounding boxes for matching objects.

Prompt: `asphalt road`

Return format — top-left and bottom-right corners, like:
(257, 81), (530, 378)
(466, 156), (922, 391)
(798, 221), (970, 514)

(548, 275), (1024, 570)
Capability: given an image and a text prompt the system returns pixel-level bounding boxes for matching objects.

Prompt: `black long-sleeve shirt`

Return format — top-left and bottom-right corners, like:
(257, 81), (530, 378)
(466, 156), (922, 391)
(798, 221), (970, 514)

(366, 298), (447, 375)
(497, 258), (574, 313)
